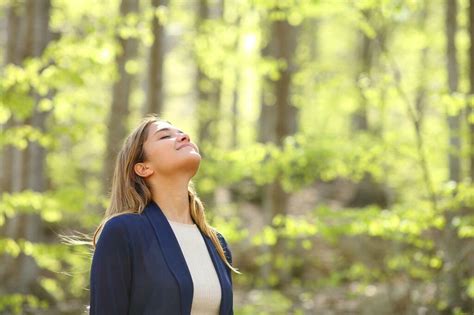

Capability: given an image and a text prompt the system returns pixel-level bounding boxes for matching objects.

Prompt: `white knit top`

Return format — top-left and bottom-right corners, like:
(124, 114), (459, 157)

(168, 220), (221, 315)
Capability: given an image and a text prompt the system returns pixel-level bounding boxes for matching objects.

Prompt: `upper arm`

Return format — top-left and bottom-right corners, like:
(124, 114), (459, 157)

(89, 218), (132, 315)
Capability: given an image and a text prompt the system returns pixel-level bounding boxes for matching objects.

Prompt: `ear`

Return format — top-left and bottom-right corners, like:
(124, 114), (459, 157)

(134, 162), (154, 178)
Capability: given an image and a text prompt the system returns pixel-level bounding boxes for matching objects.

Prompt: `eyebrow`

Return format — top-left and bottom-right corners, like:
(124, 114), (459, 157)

(153, 127), (184, 135)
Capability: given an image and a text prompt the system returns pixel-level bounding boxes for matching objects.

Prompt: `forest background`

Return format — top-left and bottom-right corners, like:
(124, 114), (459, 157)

(0, 0), (473, 314)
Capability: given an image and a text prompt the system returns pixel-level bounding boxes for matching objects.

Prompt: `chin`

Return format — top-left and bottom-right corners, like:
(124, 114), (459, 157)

(181, 155), (201, 175)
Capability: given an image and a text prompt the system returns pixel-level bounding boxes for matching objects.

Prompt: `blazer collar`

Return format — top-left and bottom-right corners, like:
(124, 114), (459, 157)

(143, 201), (231, 315)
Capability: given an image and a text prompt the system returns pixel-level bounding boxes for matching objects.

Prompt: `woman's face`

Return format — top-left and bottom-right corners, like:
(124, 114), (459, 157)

(136, 121), (201, 179)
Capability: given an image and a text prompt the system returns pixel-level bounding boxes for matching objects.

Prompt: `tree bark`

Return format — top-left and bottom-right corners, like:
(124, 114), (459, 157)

(347, 10), (389, 209)
(442, 1), (464, 311)
(1, 0), (36, 292)
(470, 1), (474, 179)
(0, 0), (53, 303)
(0, 0), (24, 288)
(446, 0), (461, 183)
(351, 24), (371, 132)
(103, 0), (140, 191)
(196, 0), (221, 152)
(144, 0), (166, 116)
(258, 18), (299, 289)
(10, 0), (35, 195)
(0, 0), (22, 195)
(20, 0), (52, 296)
(440, 0), (474, 312)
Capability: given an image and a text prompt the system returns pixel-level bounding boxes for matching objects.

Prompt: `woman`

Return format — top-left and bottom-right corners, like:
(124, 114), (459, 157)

(89, 115), (238, 315)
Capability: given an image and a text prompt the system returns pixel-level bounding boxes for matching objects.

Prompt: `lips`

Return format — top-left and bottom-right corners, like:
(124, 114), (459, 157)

(177, 143), (194, 150)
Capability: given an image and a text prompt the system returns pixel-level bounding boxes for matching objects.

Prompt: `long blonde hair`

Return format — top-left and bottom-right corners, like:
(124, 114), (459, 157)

(93, 115), (239, 273)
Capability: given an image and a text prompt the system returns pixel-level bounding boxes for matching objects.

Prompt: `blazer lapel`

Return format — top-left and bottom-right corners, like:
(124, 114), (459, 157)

(201, 232), (233, 315)
(143, 201), (194, 315)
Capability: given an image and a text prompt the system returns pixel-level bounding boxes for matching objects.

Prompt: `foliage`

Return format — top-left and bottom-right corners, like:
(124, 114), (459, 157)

(0, 0), (473, 313)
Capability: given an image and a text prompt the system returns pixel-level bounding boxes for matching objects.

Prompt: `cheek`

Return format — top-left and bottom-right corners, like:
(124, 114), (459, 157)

(144, 144), (170, 166)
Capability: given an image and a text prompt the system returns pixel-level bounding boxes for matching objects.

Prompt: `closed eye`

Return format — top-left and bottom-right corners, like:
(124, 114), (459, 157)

(159, 135), (170, 139)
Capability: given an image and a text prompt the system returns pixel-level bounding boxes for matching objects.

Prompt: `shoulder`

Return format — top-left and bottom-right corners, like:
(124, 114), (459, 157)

(215, 230), (228, 246)
(103, 213), (141, 230)
(106, 212), (148, 228)
(97, 213), (144, 244)
(215, 230), (232, 263)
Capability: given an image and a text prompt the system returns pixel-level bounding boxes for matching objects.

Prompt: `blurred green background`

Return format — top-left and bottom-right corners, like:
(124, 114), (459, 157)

(0, 0), (473, 314)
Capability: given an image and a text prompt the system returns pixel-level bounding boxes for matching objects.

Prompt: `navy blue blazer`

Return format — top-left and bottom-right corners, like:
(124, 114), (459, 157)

(89, 201), (233, 315)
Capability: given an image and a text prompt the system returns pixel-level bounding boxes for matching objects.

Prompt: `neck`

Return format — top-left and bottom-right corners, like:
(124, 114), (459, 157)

(148, 174), (194, 225)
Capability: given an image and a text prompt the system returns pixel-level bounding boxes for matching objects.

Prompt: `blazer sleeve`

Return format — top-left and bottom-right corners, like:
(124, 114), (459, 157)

(89, 217), (132, 315)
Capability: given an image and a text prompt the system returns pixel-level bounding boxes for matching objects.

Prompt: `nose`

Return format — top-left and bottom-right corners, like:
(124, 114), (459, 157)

(178, 132), (190, 142)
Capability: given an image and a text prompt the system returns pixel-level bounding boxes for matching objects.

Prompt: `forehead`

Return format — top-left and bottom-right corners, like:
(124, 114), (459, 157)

(147, 121), (178, 136)
(151, 121), (173, 131)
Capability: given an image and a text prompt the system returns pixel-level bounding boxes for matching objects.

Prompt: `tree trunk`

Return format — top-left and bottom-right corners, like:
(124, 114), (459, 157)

(466, 0), (474, 307)
(441, 0), (474, 312)
(469, 1), (474, 180)
(1, 0), (53, 304)
(1, 0), (36, 292)
(229, 3), (240, 149)
(0, 0), (22, 195)
(347, 10), (389, 209)
(144, 0), (166, 116)
(258, 18), (299, 289)
(0, 0), (24, 287)
(196, 0), (221, 151)
(446, 1), (461, 184)
(20, 0), (52, 296)
(103, 0), (140, 191)
(10, 0), (35, 195)
(442, 0), (464, 311)
(351, 27), (371, 132)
